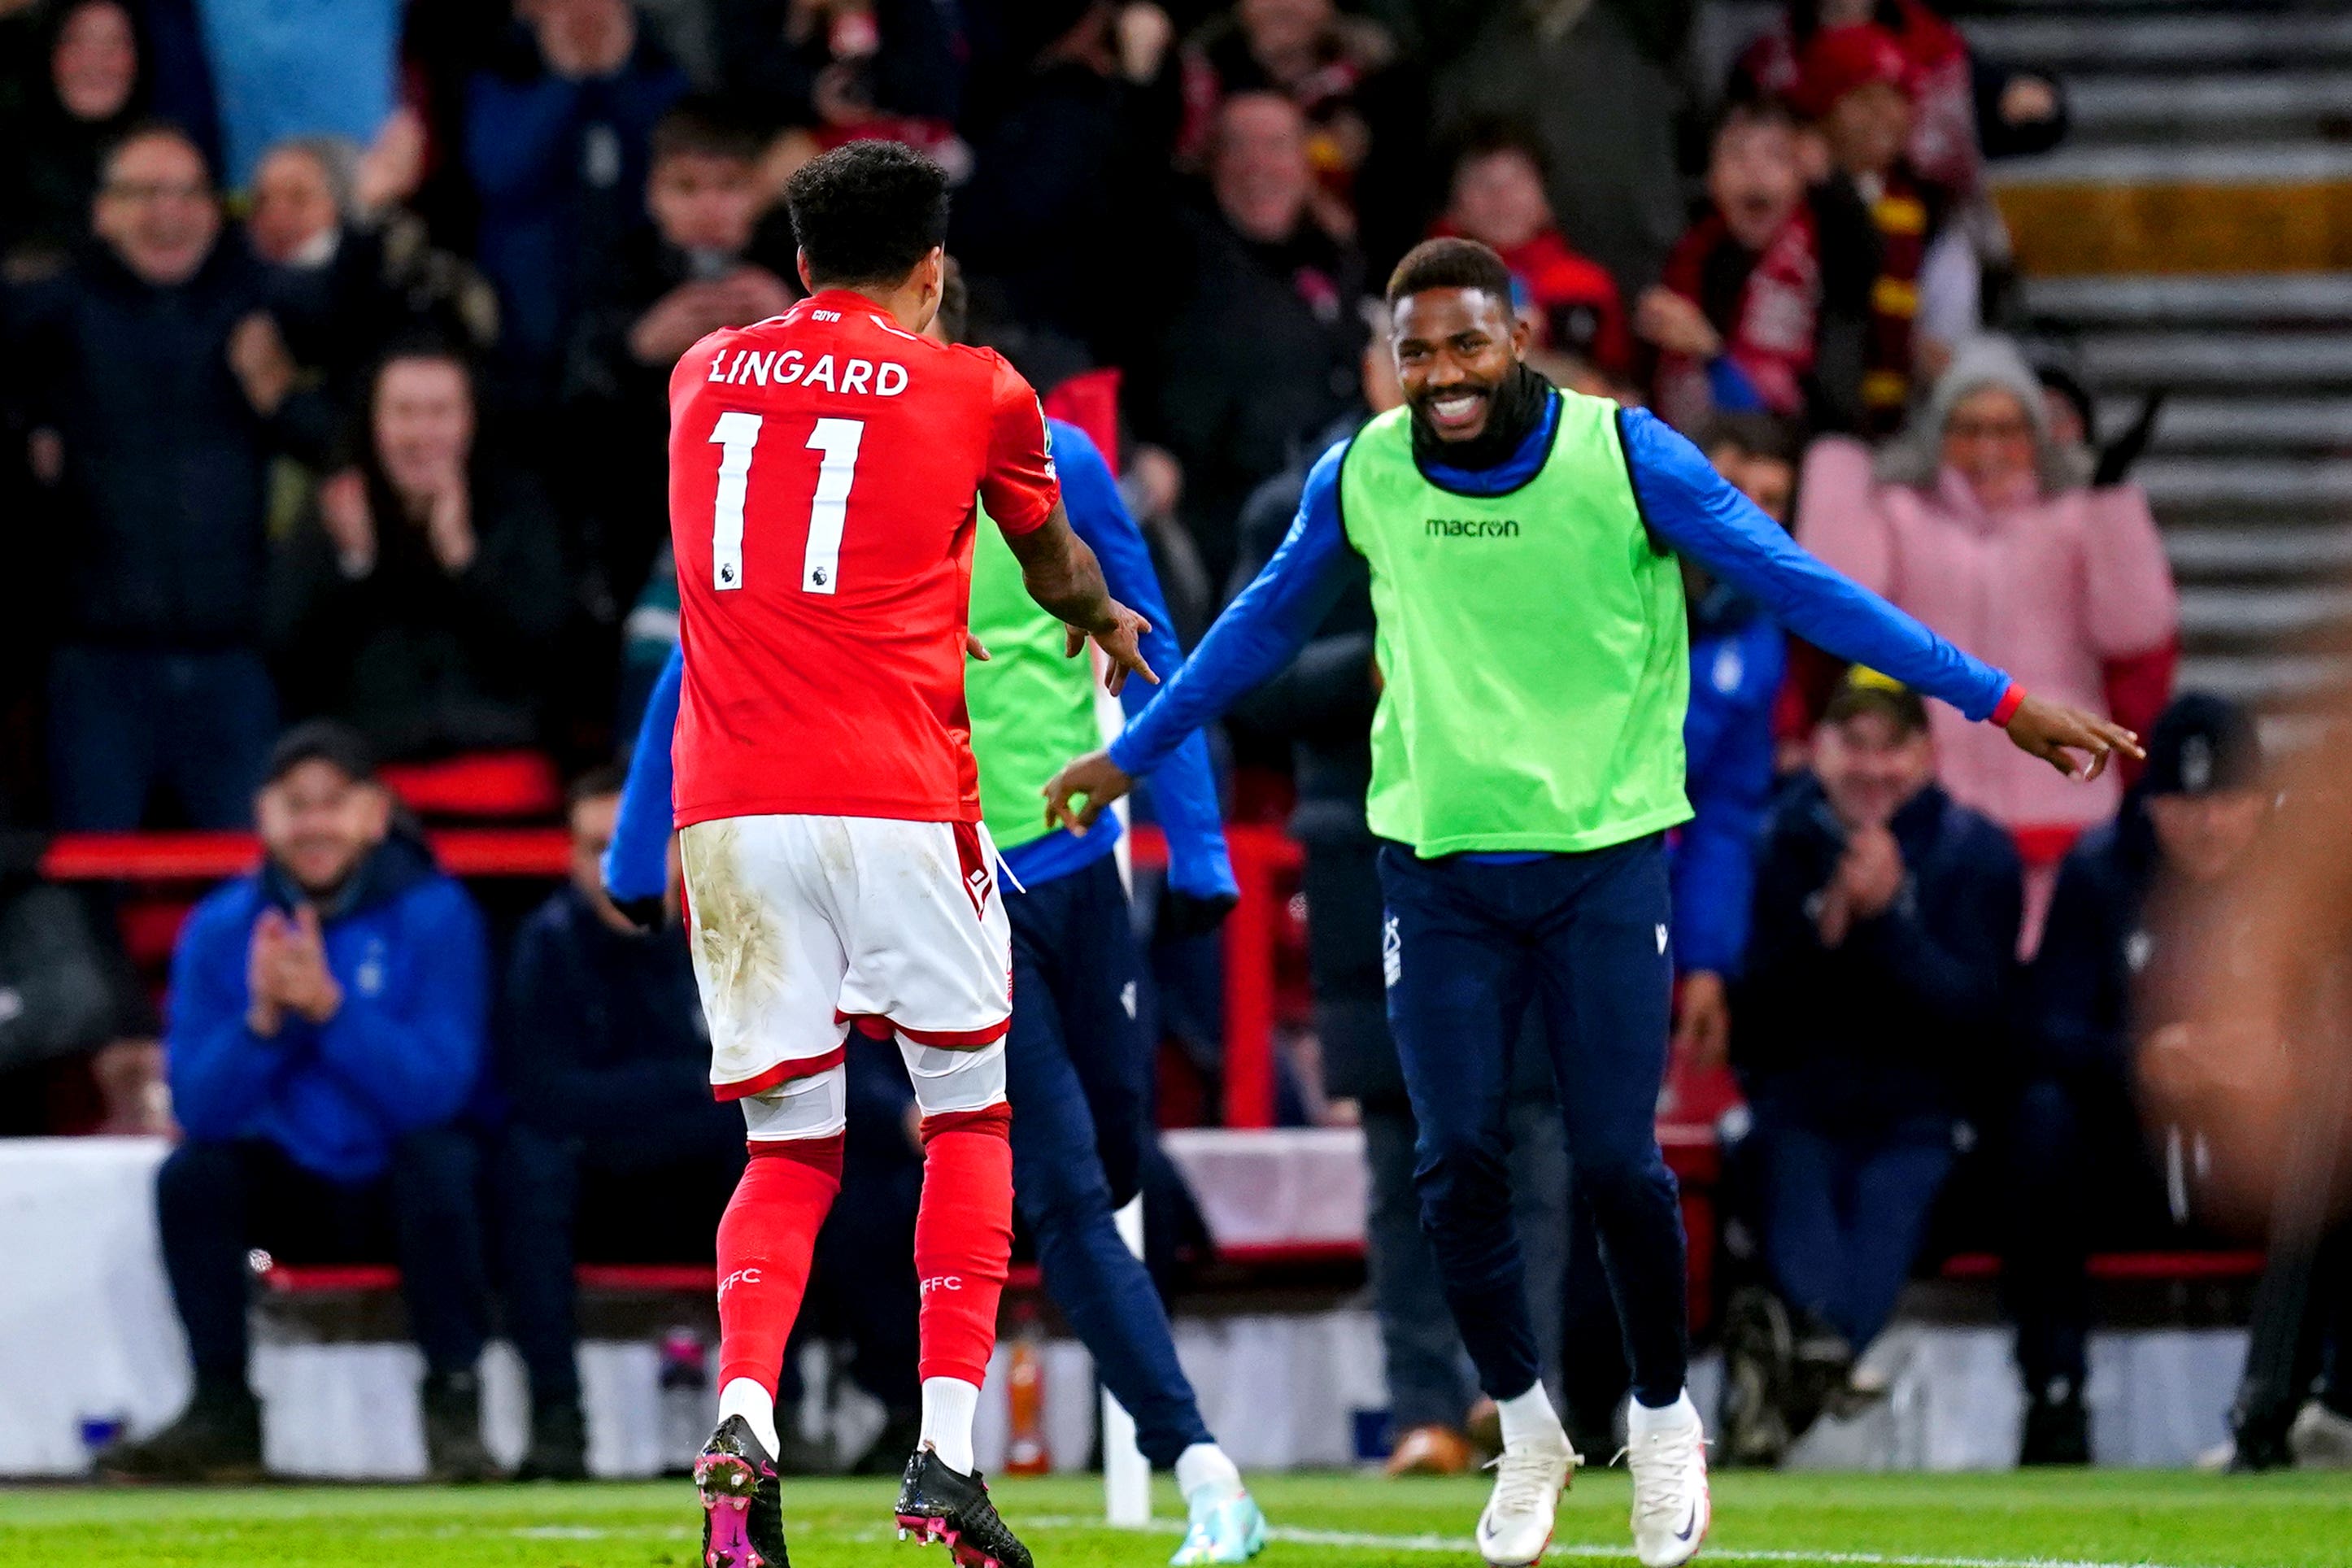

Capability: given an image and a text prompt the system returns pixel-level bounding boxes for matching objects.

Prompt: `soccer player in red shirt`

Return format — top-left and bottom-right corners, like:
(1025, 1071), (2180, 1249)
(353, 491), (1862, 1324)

(673, 141), (1153, 1568)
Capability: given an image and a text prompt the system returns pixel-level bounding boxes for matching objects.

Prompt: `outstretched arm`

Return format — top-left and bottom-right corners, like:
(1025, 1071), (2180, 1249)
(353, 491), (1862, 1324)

(1044, 439), (1356, 834)
(1053, 422), (1235, 901)
(1619, 407), (2143, 779)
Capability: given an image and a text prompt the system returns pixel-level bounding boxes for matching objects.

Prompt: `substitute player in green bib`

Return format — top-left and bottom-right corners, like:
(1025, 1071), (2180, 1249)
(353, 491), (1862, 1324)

(1046, 239), (2137, 1568)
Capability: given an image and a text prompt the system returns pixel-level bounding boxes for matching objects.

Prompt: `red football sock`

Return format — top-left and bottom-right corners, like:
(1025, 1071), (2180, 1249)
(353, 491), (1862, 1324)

(912, 1102), (1014, 1386)
(715, 1135), (843, 1395)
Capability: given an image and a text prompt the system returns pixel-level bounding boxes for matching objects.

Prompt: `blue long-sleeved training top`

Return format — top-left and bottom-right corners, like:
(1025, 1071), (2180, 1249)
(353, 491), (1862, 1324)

(1108, 396), (2014, 791)
(1674, 608), (1785, 976)
(603, 419), (1235, 904)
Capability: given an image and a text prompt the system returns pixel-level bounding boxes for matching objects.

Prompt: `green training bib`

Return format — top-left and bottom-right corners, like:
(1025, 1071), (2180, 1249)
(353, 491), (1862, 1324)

(966, 503), (1105, 852)
(1337, 393), (1692, 856)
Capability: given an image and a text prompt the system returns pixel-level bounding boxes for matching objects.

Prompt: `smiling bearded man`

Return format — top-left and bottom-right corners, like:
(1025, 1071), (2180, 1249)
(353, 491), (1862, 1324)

(1043, 236), (2140, 1568)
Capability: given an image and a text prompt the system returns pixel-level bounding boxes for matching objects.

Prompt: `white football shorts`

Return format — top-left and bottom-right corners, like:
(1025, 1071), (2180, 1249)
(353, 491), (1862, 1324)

(677, 812), (1013, 1104)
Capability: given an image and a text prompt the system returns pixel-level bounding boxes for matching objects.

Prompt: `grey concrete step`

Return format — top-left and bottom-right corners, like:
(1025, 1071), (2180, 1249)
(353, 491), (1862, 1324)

(2023, 272), (2352, 326)
(2064, 72), (2352, 141)
(2177, 651), (2352, 703)
(2179, 583), (2352, 639)
(1963, 13), (2352, 72)
(2096, 396), (2352, 455)
(2136, 457), (2352, 512)
(2055, 332), (2352, 390)
(2163, 524), (2352, 577)
(1990, 142), (2352, 189)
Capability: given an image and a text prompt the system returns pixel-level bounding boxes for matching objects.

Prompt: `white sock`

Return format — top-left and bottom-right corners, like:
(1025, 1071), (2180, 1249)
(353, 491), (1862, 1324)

(1174, 1441), (1244, 1502)
(920, 1376), (981, 1475)
(1495, 1382), (1569, 1453)
(718, 1376), (780, 1457)
(1626, 1388), (1698, 1437)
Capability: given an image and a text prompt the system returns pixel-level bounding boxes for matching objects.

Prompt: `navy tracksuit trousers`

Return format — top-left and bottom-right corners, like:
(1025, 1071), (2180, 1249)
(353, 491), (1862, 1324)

(1378, 834), (1690, 1409)
(1005, 855), (1214, 1468)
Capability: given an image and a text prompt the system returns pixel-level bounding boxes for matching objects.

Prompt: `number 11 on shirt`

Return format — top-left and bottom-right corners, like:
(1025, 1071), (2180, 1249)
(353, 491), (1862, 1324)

(707, 412), (867, 595)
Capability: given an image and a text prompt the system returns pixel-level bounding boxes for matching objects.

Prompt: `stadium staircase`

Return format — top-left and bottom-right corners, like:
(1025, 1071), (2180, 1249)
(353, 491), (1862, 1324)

(1973, 0), (2352, 721)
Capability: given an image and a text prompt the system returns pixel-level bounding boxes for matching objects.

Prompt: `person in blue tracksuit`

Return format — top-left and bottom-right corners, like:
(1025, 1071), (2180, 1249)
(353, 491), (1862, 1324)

(103, 721), (495, 1484)
(607, 413), (1267, 1561)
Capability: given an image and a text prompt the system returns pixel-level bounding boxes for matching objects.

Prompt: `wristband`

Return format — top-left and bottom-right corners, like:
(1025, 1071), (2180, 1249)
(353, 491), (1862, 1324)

(1991, 683), (2025, 727)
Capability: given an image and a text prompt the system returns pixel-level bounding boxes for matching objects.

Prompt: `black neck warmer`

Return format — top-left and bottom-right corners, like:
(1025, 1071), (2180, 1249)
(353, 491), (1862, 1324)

(1410, 363), (1554, 473)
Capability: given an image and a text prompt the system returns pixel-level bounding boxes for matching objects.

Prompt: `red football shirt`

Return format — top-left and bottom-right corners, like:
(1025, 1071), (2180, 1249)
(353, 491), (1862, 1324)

(667, 290), (1060, 827)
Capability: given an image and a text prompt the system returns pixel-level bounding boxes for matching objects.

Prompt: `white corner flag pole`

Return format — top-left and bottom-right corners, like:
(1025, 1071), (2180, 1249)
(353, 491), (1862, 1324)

(1103, 1193), (1152, 1525)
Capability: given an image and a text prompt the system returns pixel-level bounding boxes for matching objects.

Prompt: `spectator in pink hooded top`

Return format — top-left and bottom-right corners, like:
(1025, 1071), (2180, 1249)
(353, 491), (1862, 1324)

(1794, 336), (2179, 949)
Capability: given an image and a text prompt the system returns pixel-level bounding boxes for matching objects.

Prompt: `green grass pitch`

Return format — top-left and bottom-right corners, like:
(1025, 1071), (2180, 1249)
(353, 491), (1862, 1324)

(3, 1470), (2348, 1568)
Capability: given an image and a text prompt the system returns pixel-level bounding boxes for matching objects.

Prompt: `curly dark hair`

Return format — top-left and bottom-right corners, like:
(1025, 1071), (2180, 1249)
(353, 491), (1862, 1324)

(783, 140), (951, 290)
(1385, 236), (1514, 308)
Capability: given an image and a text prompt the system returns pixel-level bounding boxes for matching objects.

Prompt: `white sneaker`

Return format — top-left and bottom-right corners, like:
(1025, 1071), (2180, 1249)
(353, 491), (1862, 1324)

(1474, 1434), (1575, 1566)
(2289, 1400), (2352, 1469)
(1626, 1405), (1710, 1568)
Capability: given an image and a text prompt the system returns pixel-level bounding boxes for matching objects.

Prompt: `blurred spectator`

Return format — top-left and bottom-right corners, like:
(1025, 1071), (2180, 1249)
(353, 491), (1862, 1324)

(466, 0), (687, 402)
(716, 0), (967, 160)
(1790, 23), (1959, 433)
(1641, 98), (1858, 434)
(0, 829), (163, 1138)
(1224, 328), (1566, 1473)
(1174, 0), (1418, 256)
(1432, 0), (1692, 300)
(1670, 413), (1800, 1080)
(1792, 22), (1993, 432)
(2008, 695), (2267, 1465)
(1795, 337), (2179, 947)
(247, 135), (501, 422)
(1724, 680), (2019, 1464)
(102, 723), (494, 1482)
(1431, 119), (1629, 380)
(563, 98), (794, 612)
(494, 767), (742, 1479)
(2036, 359), (2165, 494)
(1734, 0), (2067, 194)
(951, 0), (1181, 363)
(6, 122), (330, 830)
(1142, 89), (1362, 584)
(0, 0), (144, 278)
(190, 0), (405, 189)
(267, 342), (566, 762)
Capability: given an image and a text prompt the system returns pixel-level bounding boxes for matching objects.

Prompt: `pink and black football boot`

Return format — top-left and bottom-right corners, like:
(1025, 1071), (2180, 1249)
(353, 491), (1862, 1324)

(695, 1414), (787, 1568)
(894, 1446), (1034, 1568)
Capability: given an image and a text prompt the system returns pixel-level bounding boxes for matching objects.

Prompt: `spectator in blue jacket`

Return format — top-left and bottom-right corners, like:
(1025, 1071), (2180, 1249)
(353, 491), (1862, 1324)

(466, 0), (686, 404)
(103, 722), (495, 1483)
(493, 764), (743, 1479)
(1722, 679), (2020, 1464)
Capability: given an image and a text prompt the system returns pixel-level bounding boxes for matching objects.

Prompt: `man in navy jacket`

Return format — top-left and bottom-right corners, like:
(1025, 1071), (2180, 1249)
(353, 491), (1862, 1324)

(1725, 680), (2019, 1460)
(104, 723), (494, 1483)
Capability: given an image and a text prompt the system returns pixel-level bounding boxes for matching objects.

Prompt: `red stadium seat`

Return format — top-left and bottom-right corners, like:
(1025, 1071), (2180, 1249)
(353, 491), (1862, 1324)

(379, 751), (563, 821)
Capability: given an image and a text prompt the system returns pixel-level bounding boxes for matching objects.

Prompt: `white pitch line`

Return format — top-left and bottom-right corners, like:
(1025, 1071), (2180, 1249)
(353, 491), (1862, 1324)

(1021, 1515), (2194, 1568)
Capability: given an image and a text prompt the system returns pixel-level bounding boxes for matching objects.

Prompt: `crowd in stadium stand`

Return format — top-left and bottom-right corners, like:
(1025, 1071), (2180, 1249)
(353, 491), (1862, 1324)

(9, 0), (2339, 1482)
